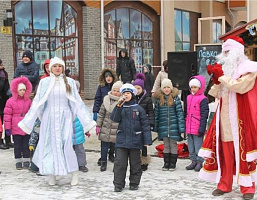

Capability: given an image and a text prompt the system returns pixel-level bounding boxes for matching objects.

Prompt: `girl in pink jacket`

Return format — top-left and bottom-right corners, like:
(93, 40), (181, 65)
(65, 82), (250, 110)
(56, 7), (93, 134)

(4, 77), (32, 170)
(185, 75), (209, 172)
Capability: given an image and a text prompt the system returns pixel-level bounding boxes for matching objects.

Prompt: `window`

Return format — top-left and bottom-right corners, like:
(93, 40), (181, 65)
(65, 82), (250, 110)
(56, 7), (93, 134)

(174, 10), (190, 51)
(213, 21), (222, 43)
(104, 8), (153, 70)
(14, 1), (78, 76)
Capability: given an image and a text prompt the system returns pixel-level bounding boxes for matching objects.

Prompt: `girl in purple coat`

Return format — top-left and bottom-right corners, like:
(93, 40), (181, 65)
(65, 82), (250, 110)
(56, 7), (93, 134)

(185, 75), (209, 172)
(4, 77), (32, 170)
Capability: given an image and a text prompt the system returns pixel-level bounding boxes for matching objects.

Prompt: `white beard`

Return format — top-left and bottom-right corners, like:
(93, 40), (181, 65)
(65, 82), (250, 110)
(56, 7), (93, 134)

(216, 49), (248, 98)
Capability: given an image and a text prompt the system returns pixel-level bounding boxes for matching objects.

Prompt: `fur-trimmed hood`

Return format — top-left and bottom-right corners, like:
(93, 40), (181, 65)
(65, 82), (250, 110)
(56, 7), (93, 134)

(154, 87), (179, 106)
(154, 87), (179, 99)
(98, 68), (118, 87)
(10, 77), (32, 100)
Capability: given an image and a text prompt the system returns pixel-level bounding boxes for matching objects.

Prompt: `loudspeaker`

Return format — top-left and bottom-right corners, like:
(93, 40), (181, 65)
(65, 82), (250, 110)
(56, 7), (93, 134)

(167, 51), (197, 90)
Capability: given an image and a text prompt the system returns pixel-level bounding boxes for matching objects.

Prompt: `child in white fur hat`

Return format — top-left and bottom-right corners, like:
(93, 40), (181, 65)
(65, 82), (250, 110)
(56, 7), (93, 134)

(185, 75), (209, 172)
(153, 78), (185, 171)
(110, 83), (152, 192)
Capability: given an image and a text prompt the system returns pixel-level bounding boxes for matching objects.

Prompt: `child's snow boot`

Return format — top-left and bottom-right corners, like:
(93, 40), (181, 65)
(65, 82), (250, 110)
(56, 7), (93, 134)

(162, 153), (170, 171)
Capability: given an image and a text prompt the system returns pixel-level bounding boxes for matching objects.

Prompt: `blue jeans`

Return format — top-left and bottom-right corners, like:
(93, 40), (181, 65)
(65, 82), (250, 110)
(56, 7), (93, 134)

(101, 141), (115, 162)
(187, 134), (204, 163)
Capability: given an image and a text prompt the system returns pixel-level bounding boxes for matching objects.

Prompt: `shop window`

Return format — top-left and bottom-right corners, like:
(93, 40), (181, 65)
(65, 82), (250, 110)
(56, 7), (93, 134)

(14, 0), (79, 76)
(104, 8), (153, 70)
(174, 10), (190, 51)
(213, 21), (222, 43)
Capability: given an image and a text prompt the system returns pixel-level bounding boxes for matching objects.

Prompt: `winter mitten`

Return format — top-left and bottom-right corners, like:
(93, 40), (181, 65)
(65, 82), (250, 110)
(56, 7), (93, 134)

(93, 112), (98, 121)
(29, 145), (34, 151)
(5, 130), (11, 136)
(212, 65), (224, 82)
(96, 126), (100, 135)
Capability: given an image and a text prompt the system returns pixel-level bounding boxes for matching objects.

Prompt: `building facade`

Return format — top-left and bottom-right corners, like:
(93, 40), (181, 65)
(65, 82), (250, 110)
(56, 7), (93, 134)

(0, 0), (256, 99)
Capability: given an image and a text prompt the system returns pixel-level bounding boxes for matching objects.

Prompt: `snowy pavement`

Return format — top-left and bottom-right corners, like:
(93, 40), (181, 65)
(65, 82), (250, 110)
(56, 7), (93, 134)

(0, 100), (255, 200)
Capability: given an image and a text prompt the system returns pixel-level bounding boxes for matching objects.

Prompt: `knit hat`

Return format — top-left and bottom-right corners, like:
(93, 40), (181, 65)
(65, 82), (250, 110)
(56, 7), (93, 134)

(104, 71), (113, 78)
(133, 73), (145, 90)
(120, 83), (138, 96)
(49, 57), (65, 72)
(222, 36), (244, 54)
(17, 83), (26, 91)
(112, 81), (123, 91)
(22, 50), (33, 61)
(161, 78), (173, 91)
(189, 78), (201, 88)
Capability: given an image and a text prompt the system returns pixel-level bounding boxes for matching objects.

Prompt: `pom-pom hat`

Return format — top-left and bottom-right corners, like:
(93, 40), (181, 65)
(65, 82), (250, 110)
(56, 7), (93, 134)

(133, 73), (145, 90)
(49, 57), (65, 72)
(120, 83), (138, 96)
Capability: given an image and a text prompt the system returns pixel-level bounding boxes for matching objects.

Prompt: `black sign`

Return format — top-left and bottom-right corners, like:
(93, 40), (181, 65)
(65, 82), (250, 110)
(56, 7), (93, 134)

(195, 44), (222, 87)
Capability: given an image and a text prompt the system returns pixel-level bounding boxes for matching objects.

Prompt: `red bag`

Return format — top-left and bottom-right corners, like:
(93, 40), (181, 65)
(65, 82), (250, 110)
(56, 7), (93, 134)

(155, 143), (189, 158)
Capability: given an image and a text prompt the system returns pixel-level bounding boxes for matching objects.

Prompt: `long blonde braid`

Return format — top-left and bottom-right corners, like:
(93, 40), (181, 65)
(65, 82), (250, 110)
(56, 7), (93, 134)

(63, 74), (71, 94)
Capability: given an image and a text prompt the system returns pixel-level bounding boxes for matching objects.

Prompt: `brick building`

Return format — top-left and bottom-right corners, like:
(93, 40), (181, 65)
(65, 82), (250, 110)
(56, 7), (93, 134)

(0, 0), (256, 99)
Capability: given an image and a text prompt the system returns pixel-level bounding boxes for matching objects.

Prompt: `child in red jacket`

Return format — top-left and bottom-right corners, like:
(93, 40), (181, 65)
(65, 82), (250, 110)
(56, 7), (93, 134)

(4, 77), (32, 170)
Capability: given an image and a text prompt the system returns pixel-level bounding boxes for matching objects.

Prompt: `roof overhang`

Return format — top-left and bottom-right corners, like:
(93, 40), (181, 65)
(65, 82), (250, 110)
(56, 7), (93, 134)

(219, 18), (257, 41)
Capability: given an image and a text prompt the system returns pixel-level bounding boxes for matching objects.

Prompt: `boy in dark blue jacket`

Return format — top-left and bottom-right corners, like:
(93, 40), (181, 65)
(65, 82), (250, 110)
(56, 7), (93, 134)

(111, 83), (152, 192)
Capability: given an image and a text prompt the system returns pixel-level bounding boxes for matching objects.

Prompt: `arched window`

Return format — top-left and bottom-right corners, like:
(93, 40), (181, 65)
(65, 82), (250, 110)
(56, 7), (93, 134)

(14, 1), (79, 76)
(104, 8), (153, 71)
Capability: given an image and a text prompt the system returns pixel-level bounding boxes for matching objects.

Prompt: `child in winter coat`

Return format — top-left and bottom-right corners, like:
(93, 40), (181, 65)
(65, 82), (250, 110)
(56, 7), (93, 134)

(4, 77), (32, 170)
(93, 68), (118, 165)
(185, 75), (209, 172)
(28, 119), (40, 173)
(96, 81), (123, 171)
(133, 73), (154, 171)
(153, 79), (185, 171)
(73, 80), (90, 172)
(111, 83), (152, 192)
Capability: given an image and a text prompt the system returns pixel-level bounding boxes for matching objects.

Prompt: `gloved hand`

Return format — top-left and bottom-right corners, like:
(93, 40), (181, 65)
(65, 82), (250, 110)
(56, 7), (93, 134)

(93, 112), (98, 121)
(5, 130), (11, 136)
(29, 145), (34, 151)
(212, 66), (224, 84)
(85, 132), (91, 138)
(198, 131), (205, 137)
(96, 126), (100, 135)
(142, 146), (147, 157)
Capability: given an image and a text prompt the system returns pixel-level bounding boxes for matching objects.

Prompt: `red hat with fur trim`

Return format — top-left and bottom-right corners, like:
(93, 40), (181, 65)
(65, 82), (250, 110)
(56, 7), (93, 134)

(222, 36), (245, 54)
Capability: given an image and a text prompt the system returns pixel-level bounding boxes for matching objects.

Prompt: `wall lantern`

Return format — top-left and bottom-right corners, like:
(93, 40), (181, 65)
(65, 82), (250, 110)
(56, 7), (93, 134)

(3, 9), (13, 27)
